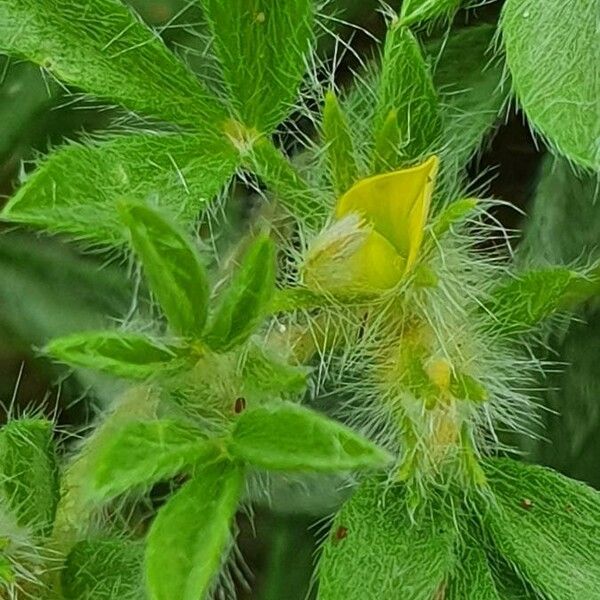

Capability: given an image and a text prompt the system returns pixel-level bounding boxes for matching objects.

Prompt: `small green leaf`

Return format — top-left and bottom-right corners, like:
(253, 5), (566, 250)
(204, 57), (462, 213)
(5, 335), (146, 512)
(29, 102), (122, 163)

(204, 235), (276, 352)
(53, 387), (161, 550)
(501, 0), (599, 169)
(374, 25), (441, 163)
(486, 266), (600, 334)
(247, 137), (324, 226)
(242, 342), (309, 397)
(431, 198), (478, 239)
(62, 539), (144, 600)
(0, 0), (227, 129)
(86, 420), (216, 502)
(269, 288), (334, 313)
(202, 0), (314, 132)
(2, 133), (239, 244)
(120, 202), (210, 338)
(0, 419), (58, 538)
(372, 108), (402, 173)
(322, 90), (359, 195)
(450, 372), (488, 403)
(145, 460), (243, 600)
(400, 0), (462, 27)
(318, 478), (457, 599)
(229, 402), (392, 472)
(0, 554), (15, 585)
(45, 331), (189, 380)
(481, 458), (600, 600)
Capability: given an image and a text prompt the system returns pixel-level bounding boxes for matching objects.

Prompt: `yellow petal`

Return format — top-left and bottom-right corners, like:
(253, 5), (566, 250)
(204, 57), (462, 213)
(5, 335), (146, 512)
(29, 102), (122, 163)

(345, 229), (406, 290)
(303, 214), (404, 292)
(336, 156), (439, 272)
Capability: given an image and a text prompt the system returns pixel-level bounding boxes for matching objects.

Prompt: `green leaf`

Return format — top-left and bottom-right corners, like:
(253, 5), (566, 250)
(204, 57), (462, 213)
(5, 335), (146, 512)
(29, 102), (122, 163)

(401, 0), (462, 27)
(374, 25), (441, 163)
(0, 0), (227, 129)
(322, 90), (359, 195)
(229, 402), (392, 472)
(518, 157), (600, 487)
(247, 137), (324, 226)
(372, 108), (402, 173)
(242, 341), (309, 397)
(0, 554), (15, 586)
(520, 156), (600, 265)
(449, 372), (488, 404)
(269, 288), (322, 313)
(501, 0), (599, 170)
(2, 133), (239, 244)
(481, 458), (600, 600)
(145, 460), (243, 600)
(62, 539), (144, 600)
(485, 266), (600, 334)
(0, 60), (60, 162)
(318, 478), (457, 599)
(431, 198), (478, 239)
(0, 232), (130, 347)
(86, 420), (216, 502)
(53, 386), (161, 550)
(447, 545), (502, 599)
(430, 24), (506, 180)
(120, 202), (210, 338)
(0, 419), (58, 537)
(204, 235), (276, 351)
(45, 331), (189, 379)
(201, 0), (314, 132)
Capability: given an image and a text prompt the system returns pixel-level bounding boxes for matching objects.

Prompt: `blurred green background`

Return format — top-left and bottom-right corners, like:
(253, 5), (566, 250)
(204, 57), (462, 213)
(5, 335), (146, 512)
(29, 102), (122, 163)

(1, 1), (597, 598)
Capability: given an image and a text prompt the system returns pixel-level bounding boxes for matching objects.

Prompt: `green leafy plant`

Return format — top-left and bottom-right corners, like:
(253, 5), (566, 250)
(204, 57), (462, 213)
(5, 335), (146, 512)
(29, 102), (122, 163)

(0, 1), (598, 599)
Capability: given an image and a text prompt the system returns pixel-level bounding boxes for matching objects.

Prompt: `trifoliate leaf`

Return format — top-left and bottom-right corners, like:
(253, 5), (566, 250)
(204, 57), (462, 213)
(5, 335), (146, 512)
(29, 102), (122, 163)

(2, 133), (239, 244)
(481, 458), (600, 600)
(0, 0), (227, 129)
(145, 460), (243, 600)
(204, 235), (276, 352)
(201, 0), (314, 132)
(62, 539), (144, 600)
(45, 331), (189, 380)
(318, 478), (457, 599)
(0, 419), (58, 538)
(120, 202), (210, 338)
(501, 0), (599, 169)
(86, 420), (216, 503)
(229, 402), (393, 472)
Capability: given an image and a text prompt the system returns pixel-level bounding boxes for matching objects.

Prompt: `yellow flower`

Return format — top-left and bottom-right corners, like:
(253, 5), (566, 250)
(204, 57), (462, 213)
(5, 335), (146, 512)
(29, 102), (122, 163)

(303, 156), (439, 293)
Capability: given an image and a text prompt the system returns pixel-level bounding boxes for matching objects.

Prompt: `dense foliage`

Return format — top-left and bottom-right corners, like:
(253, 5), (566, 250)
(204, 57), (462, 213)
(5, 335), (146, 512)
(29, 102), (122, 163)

(0, 1), (598, 599)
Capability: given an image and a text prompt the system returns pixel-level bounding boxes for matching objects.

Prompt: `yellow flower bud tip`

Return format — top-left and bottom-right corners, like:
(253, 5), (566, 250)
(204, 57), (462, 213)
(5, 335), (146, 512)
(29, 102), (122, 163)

(426, 358), (452, 392)
(336, 155), (439, 273)
(303, 156), (439, 294)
